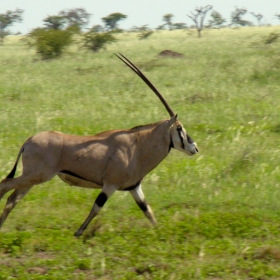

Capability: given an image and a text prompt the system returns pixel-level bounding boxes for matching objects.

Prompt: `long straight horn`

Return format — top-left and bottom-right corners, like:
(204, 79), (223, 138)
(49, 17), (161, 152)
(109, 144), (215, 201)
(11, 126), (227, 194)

(115, 53), (175, 118)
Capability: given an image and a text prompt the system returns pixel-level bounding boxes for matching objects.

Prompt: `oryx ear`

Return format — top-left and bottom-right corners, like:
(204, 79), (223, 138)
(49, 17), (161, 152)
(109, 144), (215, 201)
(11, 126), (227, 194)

(168, 114), (178, 126)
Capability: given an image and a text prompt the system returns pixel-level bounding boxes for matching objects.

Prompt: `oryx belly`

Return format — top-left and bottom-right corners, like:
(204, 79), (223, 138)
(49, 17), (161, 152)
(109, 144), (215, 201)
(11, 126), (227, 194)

(58, 173), (102, 189)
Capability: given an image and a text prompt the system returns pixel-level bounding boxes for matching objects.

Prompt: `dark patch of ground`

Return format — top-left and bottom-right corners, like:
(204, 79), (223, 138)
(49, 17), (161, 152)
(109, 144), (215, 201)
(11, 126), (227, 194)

(157, 50), (185, 58)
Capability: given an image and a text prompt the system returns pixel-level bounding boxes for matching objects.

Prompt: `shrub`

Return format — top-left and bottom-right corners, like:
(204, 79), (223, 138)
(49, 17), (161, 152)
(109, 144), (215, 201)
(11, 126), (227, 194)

(27, 28), (73, 59)
(81, 30), (116, 52)
(138, 30), (153, 40)
(264, 32), (280, 44)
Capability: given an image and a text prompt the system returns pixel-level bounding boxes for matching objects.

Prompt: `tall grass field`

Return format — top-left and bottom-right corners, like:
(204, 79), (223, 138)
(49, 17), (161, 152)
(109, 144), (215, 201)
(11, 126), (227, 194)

(1, 27), (280, 279)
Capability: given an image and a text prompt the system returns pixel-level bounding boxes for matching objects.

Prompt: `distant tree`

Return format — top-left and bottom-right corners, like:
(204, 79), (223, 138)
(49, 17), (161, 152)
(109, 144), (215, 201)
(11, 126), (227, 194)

(156, 24), (166, 30)
(25, 9), (90, 59)
(275, 14), (280, 22)
(0, 8), (23, 45)
(130, 25), (149, 32)
(208, 10), (226, 28)
(59, 8), (91, 32)
(128, 24), (153, 39)
(231, 7), (252, 26)
(163, 14), (174, 30)
(43, 15), (66, 30)
(172, 22), (187, 30)
(90, 24), (103, 33)
(102, 13), (127, 31)
(187, 5), (213, 37)
(251, 12), (263, 26)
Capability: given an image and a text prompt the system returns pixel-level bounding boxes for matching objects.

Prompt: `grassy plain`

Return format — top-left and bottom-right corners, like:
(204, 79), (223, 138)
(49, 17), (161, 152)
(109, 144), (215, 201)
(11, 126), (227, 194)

(1, 27), (280, 279)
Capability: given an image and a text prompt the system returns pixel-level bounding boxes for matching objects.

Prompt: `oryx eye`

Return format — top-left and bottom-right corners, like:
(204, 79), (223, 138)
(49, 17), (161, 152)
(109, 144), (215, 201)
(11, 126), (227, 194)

(177, 125), (182, 131)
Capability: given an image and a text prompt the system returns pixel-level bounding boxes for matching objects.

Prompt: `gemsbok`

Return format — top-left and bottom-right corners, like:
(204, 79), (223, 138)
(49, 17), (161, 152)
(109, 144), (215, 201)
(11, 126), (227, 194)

(0, 54), (198, 236)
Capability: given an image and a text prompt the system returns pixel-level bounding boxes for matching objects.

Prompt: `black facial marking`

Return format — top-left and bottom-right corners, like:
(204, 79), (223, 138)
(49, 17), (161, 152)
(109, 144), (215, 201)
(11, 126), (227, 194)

(187, 134), (194, 144)
(95, 192), (108, 207)
(177, 126), (185, 149)
(137, 200), (148, 212)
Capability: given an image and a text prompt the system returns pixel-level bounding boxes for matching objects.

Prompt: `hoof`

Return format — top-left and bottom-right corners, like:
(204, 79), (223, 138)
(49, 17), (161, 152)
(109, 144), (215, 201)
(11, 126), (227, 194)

(74, 231), (82, 237)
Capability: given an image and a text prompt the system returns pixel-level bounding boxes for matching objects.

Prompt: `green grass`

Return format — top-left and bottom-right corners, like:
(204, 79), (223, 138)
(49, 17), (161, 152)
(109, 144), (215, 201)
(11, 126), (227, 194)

(1, 27), (280, 279)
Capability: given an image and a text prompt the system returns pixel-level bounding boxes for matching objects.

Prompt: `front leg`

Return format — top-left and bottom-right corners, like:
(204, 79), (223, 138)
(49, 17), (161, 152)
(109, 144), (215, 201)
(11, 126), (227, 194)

(74, 184), (116, 237)
(130, 184), (157, 226)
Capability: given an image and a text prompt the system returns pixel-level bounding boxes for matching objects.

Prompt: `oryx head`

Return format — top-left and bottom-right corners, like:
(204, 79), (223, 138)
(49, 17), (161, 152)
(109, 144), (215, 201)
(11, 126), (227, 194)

(115, 53), (198, 156)
(168, 115), (198, 156)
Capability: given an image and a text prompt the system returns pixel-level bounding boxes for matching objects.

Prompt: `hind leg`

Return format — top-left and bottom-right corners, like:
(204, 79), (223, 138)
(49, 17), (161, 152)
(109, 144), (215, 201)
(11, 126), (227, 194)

(0, 175), (34, 200)
(0, 173), (53, 229)
(1, 178), (18, 200)
(0, 187), (32, 229)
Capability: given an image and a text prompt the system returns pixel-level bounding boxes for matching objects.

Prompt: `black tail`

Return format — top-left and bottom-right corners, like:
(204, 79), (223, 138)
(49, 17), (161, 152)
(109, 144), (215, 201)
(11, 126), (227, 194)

(6, 147), (25, 179)
(6, 163), (18, 179)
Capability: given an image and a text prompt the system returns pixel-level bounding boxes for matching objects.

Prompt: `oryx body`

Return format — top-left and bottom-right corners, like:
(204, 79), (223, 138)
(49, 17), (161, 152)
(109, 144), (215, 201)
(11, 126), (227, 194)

(0, 54), (198, 236)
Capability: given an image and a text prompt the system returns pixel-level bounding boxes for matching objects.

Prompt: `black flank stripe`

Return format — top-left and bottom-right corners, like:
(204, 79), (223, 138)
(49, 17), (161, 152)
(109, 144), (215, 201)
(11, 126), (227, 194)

(59, 170), (103, 187)
(121, 180), (142, 191)
(60, 170), (86, 180)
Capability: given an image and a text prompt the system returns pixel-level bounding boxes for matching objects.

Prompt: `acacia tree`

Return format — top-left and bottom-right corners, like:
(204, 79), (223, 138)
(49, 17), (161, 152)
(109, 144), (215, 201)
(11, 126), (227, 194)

(156, 24), (166, 30)
(163, 14), (174, 30)
(208, 10), (226, 28)
(0, 8), (23, 45)
(130, 25), (149, 32)
(172, 23), (187, 29)
(251, 12), (263, 26)
(91, 25), (104, 33)
(231, 7), (252, 26)
(102, 13), (127, 31)
(187, 5), (213, 37)
(59, 8), (91, 32)
(43, 15), (66, 30)
(275, 14), (280, 22)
